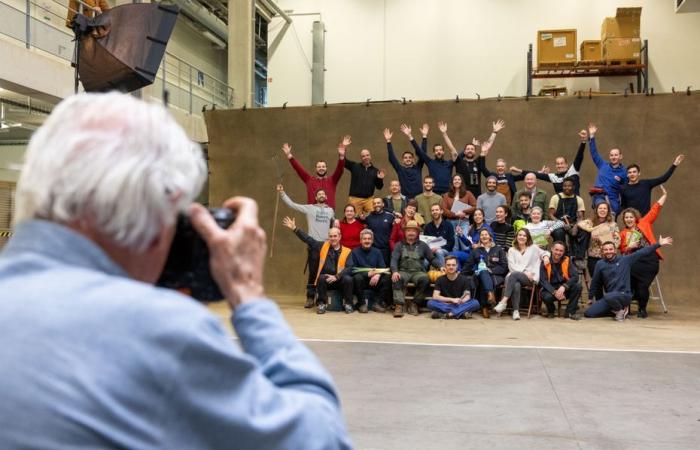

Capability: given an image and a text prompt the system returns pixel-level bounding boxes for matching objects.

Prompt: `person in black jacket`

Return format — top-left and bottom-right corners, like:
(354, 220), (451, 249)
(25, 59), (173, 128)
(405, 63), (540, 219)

(620, 154), (683, 215)
(365, 197), (396, 266)
(344, 148), (385, 215)
(584, 236), (673, 321)
(462, 228), (509, 318)
(349, 229), (391, 313)
(539, 241), (582, 320)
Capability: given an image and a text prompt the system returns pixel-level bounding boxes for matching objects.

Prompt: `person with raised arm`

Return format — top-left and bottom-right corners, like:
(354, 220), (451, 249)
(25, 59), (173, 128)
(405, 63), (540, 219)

(402, 122), (454, 195)
(344, 145), (385, 215)
(385, 125), (425, 199)
(281, 136), (347, 208)
(587, 123), (627, 214)
(620, 154), (683, 215)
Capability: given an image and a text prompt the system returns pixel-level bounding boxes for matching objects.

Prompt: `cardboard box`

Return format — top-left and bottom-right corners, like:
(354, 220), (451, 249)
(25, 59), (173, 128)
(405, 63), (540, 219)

(601, 7), (641, 41)
(537, 29), (577, 65)
(580, 40), (601, 61)
(602, 38), (641, 61)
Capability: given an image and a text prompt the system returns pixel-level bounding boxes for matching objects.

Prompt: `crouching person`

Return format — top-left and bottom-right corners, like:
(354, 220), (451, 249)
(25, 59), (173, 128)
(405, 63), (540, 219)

(390, 220), (442, 317)
(350, 229), (391, 313)
(428, 256), (480, 319)
(539, 241), (582, 320)
(283, 217), (354, 314)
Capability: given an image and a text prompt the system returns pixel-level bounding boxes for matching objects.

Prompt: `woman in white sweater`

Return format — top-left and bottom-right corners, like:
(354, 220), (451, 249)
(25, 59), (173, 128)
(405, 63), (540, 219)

(494, 228), (550, 320)
(524, 206), (565, 249)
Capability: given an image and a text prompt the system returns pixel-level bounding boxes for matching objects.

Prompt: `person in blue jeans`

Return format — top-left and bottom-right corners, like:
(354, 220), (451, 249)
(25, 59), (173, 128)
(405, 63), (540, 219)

(423, 203), (455, 268)
(584, 236), (673, 321)
(428, 256), (480, 319)
(462, 229), (509, 318)
(588, 123), (627, 215)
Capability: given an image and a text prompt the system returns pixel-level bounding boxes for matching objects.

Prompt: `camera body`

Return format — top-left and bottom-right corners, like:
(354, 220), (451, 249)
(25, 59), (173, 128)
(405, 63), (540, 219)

(156, 208), (235, 302)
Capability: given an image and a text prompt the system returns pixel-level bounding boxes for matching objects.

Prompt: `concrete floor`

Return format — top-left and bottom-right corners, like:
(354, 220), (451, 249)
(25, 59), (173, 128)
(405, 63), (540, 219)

(210, 297), (700, 450)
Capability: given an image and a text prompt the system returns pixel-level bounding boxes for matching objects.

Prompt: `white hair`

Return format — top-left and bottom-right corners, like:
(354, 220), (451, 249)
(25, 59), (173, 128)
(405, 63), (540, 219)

(15, 92), (206, 252)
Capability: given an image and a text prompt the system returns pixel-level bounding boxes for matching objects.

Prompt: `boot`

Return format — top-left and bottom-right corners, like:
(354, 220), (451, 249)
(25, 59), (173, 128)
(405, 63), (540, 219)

(304, 297), (315, 308)
(393, 304), (404, 318)
(371, 302), (386, 313)
(487, 291), (496, 307)
(481, 307), (490, 319)
(407, 301), (419, 316)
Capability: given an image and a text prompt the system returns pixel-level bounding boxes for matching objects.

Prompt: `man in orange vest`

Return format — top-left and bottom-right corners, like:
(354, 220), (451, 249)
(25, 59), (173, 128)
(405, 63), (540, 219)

(283, 217), (354, 315)
(539, 241), (582, 320)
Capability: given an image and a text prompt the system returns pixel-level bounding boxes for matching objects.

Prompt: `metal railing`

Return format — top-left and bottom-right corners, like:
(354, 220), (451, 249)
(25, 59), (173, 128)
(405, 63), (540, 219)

(0, 0), (234, 115)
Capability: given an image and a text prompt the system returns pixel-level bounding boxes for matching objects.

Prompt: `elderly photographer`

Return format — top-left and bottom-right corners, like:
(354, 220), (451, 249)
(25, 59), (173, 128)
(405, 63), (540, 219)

(0, 93), (352, 449)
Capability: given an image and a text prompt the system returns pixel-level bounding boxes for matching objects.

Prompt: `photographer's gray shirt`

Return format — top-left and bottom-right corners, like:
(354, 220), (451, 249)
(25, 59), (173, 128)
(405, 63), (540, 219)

(281, 192), (335, 240)
(0, 220), (353, 450)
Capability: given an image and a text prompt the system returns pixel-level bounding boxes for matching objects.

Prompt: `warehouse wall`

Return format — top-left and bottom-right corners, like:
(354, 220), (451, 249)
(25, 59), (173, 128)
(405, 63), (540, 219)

(205, 93), (700, 306)
(266, 0), (700, 106)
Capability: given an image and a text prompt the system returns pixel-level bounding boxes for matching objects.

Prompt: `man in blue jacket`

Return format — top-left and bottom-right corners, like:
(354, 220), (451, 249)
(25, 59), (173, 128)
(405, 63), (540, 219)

(0, 93), (353, 450)
(588, 123), (627, 214)
(402, 122), (454, 195)
(584, 236), (673, 321)
(384, 126), (424, 199)
(365, 197), (396, 266)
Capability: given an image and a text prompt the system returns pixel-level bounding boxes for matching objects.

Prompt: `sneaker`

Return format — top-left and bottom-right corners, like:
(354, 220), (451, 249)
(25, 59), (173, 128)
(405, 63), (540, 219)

(393, 304), (404, 318)
(304, 297), (315, 308)
(462, 311), (473, 319)
(344, 304), (354, 314)
(317, 303), (326, 315)
(565, 313), (582, 321)
(637, 308), (648, 319)
(407, 302), (419, 316)
(430, 311), (445, 319)
(371, 302), (386, 313)
(358, 300), (368, 314)
(614, 309), (625, 321)
(494, 299), (507, 314)
(481, 307), (490, 319)
(512, 310), (520, 321)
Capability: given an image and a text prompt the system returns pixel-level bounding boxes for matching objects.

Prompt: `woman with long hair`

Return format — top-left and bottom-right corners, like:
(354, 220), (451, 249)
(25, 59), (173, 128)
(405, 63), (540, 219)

(464, 208), (493, 249)
(490, 205), (515, 250)
(462, 228), (509, 318)
(337, 204), (365, 249)
(524, 206), (565, 249)
(577, 201), (620, 282)
(441, 174), (477, 251)
(494, 228), (549, 320)
(619, 185), (668, 318)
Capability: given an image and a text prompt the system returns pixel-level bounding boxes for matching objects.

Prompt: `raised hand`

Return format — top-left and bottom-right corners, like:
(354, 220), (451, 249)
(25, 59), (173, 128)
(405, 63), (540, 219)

(472, 137), (481, 147)
(420, 123), (429, 137)
(281, 143), (293, 159)
(540, 165), (550, 173)
(492, 119), (505, 133)
(400, 123), (412, 137)
(658, 235), (673, 246)
(481, 140), (492, 155)
(337, 145), (346, 158)
(377, 169), (385, 179)
(383, 128), (393, 142)
(578, 129), (588, 141)
(438, 121), (447, 133)
(282, 216), (296, 230)
(276, 183), (284, 193)
(660, 184), (667, 195)
(341, 134), (352, 147)
(588, 123), (597, 137)
(674, 154), (685, 166)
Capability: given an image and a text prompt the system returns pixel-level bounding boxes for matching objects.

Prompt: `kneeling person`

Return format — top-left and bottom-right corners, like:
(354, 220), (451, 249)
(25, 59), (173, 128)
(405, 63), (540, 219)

(428, 256), (480, 319)
(350, 229), (391, 313)
(539, 241), (582, 320)
(390, 220), (442, 317)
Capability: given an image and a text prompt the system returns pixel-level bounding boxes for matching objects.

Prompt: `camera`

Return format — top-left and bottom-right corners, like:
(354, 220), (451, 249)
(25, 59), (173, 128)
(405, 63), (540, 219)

(156, 208), (235, 302)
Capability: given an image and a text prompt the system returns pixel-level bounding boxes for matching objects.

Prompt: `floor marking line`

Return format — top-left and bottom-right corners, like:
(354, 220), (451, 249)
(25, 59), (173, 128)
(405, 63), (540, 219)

(295, 338), (700, 354)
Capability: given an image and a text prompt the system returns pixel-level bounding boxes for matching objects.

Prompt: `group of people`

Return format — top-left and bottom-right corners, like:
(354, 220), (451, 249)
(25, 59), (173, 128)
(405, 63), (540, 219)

(279, 120), (682, 322)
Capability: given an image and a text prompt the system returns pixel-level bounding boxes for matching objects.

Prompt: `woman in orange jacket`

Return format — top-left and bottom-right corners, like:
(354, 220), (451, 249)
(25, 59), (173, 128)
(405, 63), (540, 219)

(619, 185), (667, 318)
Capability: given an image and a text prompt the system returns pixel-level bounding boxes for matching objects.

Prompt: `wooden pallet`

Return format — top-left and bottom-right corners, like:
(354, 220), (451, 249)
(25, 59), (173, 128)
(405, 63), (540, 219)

(604, 58), (641, 67)
(578, 59), (604, 67)
(537, 60), (578, 69)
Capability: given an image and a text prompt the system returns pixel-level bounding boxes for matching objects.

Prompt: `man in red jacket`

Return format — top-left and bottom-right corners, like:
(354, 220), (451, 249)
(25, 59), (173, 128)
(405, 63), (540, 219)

(281, 136), (348, 209)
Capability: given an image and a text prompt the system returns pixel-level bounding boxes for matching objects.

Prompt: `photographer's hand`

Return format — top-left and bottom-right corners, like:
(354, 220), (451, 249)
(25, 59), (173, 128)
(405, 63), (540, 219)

(190, 197), (266, 308)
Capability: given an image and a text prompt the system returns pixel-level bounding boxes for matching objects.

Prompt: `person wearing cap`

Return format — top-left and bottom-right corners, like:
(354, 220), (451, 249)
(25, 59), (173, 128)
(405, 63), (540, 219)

(390, 220), (442, 318)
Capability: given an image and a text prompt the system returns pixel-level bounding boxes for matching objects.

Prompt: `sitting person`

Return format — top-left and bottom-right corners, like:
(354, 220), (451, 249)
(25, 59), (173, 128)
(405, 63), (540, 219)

(390, 220), (442, 317)
(337, 203), (365, 249)
(512, 191), (533, 229)
(389, 199), (424, 251)
(383, 179), (407, 216)
(349, 229), (391, 313)
(494, 228), (549, 320)
(524, 206), (565, 249)
(423, 204), (455, 268)
(539, 241), (582, 320)
(462, 228), (508, 318)
(464, 208), (493, 249)
(585, 237), (673, 321)
(619, 185), (667, 318)
(428, 256), (480, 319)
(490, 205), (515, 250)
(284, 218), (354, 315)
(440, 174), (477, 250)
(548, 177), (586, 259)
(577, 201), (620, 284)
